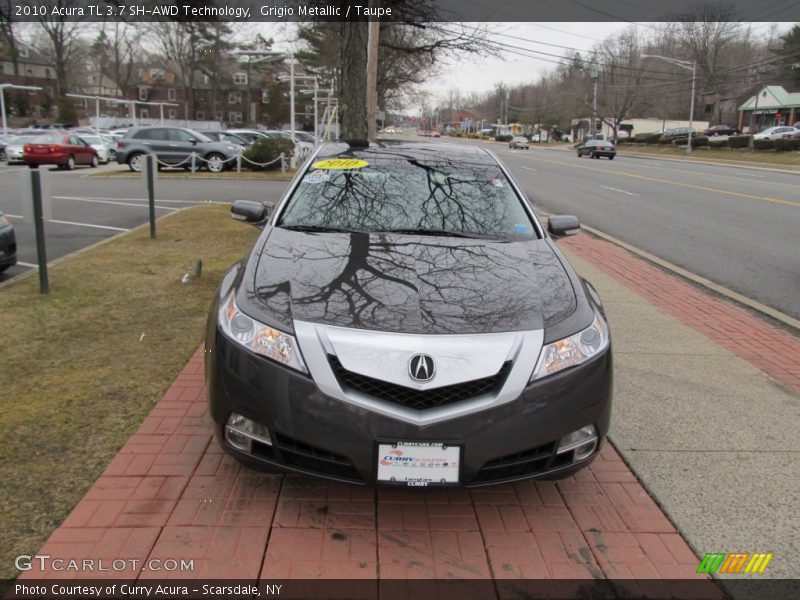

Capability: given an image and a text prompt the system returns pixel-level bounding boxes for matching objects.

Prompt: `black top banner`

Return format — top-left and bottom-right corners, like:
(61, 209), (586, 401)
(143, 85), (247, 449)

(7, 0), (800, 22)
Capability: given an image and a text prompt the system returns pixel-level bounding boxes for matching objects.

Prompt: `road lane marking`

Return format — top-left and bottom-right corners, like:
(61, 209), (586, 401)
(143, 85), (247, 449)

(527, 156), (800, 208)
(600, 185), (638, 196)
(519, 166), (537, 172)
(536, 209), (800, 331)
(17, 261), (37, 268)
(65, 196), (228, 205)
(49, 219), (129, 232)
(53, 196), (178, 210)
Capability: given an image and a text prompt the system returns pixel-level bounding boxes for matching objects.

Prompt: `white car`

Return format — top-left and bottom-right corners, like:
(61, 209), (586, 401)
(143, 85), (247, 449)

(79, 134), (113, 164)
(753, 126), (799, 140)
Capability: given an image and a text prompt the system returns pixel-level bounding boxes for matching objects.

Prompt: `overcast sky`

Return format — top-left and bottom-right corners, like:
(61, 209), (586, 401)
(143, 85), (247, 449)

(264, 21), (792, 113)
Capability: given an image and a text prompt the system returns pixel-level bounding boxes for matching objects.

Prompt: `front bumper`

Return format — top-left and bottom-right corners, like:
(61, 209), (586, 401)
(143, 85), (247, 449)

(207, 327), (613, 487)
(0, 224), (17, 269)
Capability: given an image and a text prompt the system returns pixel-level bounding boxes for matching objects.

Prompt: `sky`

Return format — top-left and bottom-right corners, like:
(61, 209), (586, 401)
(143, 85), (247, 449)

(261, 21), (792, 113)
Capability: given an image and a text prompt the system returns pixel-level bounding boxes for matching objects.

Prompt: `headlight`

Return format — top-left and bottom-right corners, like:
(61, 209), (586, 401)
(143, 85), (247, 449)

(218, 293), (307, 373)
(530, 312), (609, 381)
(0, 214), (9, 226)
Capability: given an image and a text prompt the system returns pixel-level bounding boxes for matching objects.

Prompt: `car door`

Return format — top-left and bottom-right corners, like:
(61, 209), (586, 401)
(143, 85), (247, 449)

(68, 135), (88, 164)
(168, 129), (201, 165)
(132, 128), (169, 164)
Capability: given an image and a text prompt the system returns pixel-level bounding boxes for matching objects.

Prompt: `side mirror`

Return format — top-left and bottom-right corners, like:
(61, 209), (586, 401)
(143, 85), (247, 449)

(190, 139), (198, 145)
(548, 214), (581, 238)
(231, 200), (270, 227)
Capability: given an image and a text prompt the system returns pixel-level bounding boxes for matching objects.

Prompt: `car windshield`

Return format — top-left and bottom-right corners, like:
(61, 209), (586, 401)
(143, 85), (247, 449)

(81, 136), (102, 144)
(278, 156), (538, 240)
(10, 136), (35, 145)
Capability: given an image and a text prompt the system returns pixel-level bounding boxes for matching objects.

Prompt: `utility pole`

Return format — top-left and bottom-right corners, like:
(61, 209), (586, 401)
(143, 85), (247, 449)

(590, 62), (599, 137)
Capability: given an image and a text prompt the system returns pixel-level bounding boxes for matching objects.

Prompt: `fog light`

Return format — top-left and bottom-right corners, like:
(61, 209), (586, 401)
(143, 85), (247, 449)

(225, 412), (272, 453)
(557, 425), (598, 461)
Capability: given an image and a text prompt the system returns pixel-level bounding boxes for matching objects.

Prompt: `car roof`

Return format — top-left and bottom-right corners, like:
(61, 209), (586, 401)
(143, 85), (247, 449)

(313, 140), (495, 165)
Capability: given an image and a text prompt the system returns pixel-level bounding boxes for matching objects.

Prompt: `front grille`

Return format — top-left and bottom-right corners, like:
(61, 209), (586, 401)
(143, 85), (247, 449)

(471, 441), (567, 484)
(328, 355), (512, 411)
(251, 431), (362, 482)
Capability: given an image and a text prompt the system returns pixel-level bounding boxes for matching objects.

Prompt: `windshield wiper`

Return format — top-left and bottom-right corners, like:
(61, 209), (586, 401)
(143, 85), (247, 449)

(280, 224), (362, 234)
(374, 228), (491, 239)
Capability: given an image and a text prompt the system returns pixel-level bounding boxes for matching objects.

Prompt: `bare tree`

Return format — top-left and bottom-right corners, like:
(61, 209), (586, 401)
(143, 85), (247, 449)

(32, 0), (85, 121)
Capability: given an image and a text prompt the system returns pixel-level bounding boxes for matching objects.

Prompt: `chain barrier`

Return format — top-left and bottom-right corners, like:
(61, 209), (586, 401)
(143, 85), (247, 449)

(140, 151), (289, 174)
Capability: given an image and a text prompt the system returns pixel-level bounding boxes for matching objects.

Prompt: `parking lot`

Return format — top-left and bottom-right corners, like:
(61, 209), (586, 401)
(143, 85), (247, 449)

(0, 162), (289, 282)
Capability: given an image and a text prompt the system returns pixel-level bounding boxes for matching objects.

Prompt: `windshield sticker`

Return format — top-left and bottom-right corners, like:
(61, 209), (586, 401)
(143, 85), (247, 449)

(312, 158), (369, 170)
(515, 224), (531, 233)
(490, 178), (504, 187)
(305, 169), (329, 185)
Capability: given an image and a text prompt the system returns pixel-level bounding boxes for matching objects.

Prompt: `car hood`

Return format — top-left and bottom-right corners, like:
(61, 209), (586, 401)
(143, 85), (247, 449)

(241, 228), (577, 335)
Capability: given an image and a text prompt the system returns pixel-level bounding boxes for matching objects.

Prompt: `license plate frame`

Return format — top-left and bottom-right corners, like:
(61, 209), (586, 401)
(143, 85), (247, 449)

(376, 441), (462, 487)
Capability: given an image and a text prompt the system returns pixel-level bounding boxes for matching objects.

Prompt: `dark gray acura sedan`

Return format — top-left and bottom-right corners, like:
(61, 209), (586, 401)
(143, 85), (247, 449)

(206, 141), (612, 487)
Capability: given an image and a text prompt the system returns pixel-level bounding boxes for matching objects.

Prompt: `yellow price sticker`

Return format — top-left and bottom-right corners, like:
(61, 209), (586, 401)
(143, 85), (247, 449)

(312, 158), (369, 170)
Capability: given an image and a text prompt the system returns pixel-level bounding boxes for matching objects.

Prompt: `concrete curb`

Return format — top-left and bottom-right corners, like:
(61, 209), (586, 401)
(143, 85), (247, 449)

(616, 149), (800, 175)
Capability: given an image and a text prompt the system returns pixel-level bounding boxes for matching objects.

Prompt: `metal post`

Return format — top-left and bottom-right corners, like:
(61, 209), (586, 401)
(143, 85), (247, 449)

(687, 62), (696, 154)
(280, 152), (285, 174)
(0, 87), (6, 138)
(145, 155), (156, 238)
(289, 55), (296, 144)
(236, 154), (241, 173)
(313, 80), (319, 144)
(160, 104), (164, 123)
(30, 169), (49, 294)
(95, 98), (100, 135)
(191, 152), (196, 173)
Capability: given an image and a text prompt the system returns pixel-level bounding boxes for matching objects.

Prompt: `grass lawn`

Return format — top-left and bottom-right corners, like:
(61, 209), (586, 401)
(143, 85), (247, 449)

(89, 168), (296, 180)
(617, 145), (800, 168)
(0, 205), (259, 580)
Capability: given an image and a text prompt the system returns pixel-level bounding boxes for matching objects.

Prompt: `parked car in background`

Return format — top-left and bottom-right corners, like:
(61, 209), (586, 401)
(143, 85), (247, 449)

(0, 210), (17, 273)
(79, 134), (114, 164)
(200, 130), (252, 149)
(577, 140), (617, 160)
(509, 136), (530, 149)
(226, 129), (271, 145)
(5, 135), (39, 164)
(0, 136), (9, 161)
(753, 126), (799, 140)
(23, 133), (99, 169)
(116, 126), (241, 172)
(207, 140), (612, 486)
(704, 125), (739, 136)
(661, 127), (696, 138)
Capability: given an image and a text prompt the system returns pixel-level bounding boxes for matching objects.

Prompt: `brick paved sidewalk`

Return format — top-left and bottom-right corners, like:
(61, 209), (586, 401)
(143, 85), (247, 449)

(22, 227), (800, 597)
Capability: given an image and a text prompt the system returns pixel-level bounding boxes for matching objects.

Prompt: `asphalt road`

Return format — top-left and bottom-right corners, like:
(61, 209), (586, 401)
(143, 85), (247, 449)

(0, 163), (289, 282)
(2, 145), (799, 324)
(482, 143), (800, 321)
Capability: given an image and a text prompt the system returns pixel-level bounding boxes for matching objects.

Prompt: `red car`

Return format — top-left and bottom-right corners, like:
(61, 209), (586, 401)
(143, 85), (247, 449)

(23, 133), (99, 170)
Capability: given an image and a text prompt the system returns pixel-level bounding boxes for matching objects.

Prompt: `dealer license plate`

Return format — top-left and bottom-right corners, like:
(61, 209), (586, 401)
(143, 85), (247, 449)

(376, 442), (461, 486)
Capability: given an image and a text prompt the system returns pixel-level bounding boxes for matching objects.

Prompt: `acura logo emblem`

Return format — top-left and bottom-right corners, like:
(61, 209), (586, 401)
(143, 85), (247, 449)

(408, 354), (435, 382)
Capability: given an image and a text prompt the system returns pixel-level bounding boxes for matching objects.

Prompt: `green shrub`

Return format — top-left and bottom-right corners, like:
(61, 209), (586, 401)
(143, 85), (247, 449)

(674, 137), (689, 145)
(241, 137), (294, 170)
(753, 138), (775, 150)
(709, 138), (728, 148)
(659, 136), (673, 145)
(495, 135), (512, 142)
(692, 136), (709, 147)
(728, 135), (751, 149)
(774, 138), (799, 152)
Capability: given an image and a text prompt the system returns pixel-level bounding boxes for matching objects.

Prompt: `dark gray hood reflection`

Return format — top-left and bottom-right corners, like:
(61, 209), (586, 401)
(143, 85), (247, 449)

(245, 228), (576, 335)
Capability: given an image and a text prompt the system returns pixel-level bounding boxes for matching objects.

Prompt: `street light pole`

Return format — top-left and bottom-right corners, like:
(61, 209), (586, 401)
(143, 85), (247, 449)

(641, 54), (697, 154)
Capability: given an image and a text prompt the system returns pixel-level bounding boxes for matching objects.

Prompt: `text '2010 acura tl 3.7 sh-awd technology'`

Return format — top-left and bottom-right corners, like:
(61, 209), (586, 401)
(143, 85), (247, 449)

(205, 141), (612, 487)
